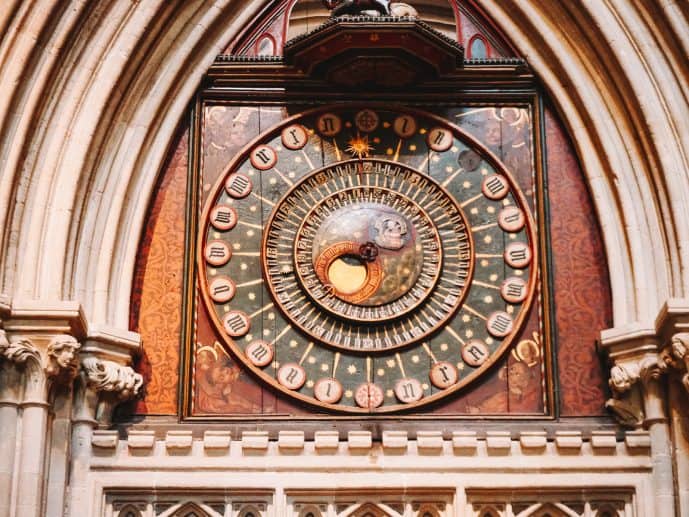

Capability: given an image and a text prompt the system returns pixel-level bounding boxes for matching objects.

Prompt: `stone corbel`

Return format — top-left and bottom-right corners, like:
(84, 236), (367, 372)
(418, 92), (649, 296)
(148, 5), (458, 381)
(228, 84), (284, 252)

(606, 356), (659, 428)
(73, 324), (143, 426)
(601, 324), (662, 428)
(659, 333), (689, 394)
(80, 357), (143, 425)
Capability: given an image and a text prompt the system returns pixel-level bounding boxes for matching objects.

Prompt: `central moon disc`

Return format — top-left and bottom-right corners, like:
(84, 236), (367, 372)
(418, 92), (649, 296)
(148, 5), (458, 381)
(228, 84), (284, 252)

(328, 256), (368, 295)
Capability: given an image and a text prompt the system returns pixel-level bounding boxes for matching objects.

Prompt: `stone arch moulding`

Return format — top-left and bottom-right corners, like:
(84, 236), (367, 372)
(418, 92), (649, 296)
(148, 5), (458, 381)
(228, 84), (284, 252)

(0, 0), (687, 336)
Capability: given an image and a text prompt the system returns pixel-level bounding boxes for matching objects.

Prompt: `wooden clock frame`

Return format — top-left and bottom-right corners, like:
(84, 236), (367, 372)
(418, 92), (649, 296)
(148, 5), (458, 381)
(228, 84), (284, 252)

(177, 17), (558, 423)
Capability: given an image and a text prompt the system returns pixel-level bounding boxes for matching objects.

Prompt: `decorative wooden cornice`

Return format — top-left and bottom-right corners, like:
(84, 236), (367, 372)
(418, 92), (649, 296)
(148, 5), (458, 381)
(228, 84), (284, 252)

(204, 58), (535, 99)
(206, 18), (531, 95)
(284, 16), (463, 86)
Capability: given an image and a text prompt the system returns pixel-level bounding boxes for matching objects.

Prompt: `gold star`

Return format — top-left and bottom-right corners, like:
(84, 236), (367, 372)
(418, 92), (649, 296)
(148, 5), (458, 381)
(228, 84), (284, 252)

(346, 133), (374, 159)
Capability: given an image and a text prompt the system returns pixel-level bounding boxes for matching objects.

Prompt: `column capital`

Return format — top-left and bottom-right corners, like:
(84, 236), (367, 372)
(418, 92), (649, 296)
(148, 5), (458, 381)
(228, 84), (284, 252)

(601, 298), (689, 427)
(0, 333), (81, 402)
(0, 296), (143, 423)
(0, 331), (40, 366)
(0, 297), (141, 366)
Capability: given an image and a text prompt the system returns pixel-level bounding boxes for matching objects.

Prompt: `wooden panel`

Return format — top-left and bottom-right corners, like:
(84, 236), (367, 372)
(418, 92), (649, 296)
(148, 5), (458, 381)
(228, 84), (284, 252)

(130, 126), (188, 415)
(545, 106), (612, 416)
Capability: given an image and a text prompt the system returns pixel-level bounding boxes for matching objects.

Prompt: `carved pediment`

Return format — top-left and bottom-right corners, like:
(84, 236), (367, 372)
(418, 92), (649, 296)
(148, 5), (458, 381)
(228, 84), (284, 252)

(284, 16), (463, 86)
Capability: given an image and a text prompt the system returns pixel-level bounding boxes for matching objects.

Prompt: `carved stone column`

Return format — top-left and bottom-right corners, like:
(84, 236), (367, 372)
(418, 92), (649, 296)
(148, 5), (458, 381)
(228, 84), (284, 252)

(0, 329), (23, 517)
(67, 329), (142, 517)
(656, 301), (689, 517)
(0, 332), (80, 517)
(19, 336), (80, 517)
(0, 300), (142, 516)
(0, 300), (86, 517)
(601, 300), (689, 517)
(601, 325), (675, 516)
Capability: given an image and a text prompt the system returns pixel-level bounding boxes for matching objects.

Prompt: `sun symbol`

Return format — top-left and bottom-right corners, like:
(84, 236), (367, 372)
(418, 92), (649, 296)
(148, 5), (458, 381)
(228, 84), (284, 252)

(346, 133), (374, 159)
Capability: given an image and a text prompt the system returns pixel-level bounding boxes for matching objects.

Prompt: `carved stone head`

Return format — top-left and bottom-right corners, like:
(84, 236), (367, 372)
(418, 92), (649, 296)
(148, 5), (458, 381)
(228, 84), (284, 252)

(46, 335), (81, 377)
(671, 333), (689, 360)
(609, 364), (635, 393)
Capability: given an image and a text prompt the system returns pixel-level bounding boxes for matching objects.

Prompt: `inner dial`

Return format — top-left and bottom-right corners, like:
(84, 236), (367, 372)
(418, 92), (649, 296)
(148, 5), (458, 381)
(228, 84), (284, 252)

(298, 187), (441, 318)
(264, 159), (472, 351)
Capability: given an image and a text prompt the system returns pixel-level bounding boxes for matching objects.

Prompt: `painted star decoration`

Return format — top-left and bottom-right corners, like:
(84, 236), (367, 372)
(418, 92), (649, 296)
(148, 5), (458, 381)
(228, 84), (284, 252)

(346, 133), (374, 159)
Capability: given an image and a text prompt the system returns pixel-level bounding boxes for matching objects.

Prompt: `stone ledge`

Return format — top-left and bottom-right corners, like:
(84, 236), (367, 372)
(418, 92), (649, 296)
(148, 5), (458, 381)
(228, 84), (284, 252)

(382, 431), (408, 451)
(591, 430), (617, 452)
(314, 431), (339, 451)
(100, 429), (648, 460)
(520, 431), (547, 452)
(452, 431), (478, 453)
(417, 431), (443, 452)
(624, 430), (651, 450)
(348, 430), (372, 450)
(555, 431), (583, 451)
(486, 431), (512, 454)
(127, 430), (155, 451)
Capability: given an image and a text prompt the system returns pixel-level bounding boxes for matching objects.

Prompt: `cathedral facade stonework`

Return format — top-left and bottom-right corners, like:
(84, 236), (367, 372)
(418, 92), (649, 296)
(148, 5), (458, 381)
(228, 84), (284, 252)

(0, 1), (688, 516)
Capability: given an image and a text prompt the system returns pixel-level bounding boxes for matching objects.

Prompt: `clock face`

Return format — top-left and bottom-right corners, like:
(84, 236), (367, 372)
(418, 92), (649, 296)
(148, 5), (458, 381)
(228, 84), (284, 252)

(198, 105), (537, 413)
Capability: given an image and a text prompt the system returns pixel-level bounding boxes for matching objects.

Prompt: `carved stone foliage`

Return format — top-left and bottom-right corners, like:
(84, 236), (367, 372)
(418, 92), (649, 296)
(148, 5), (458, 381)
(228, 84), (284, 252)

(605, 332), (689, 426)
(82, 357), (143, 400)
(0, 333), (40, 365)
(0, 332), (81, 387)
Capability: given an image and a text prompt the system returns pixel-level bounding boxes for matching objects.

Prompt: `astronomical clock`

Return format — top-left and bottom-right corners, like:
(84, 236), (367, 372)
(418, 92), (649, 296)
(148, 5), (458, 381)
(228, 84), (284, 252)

(182, 9), (553, 417)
